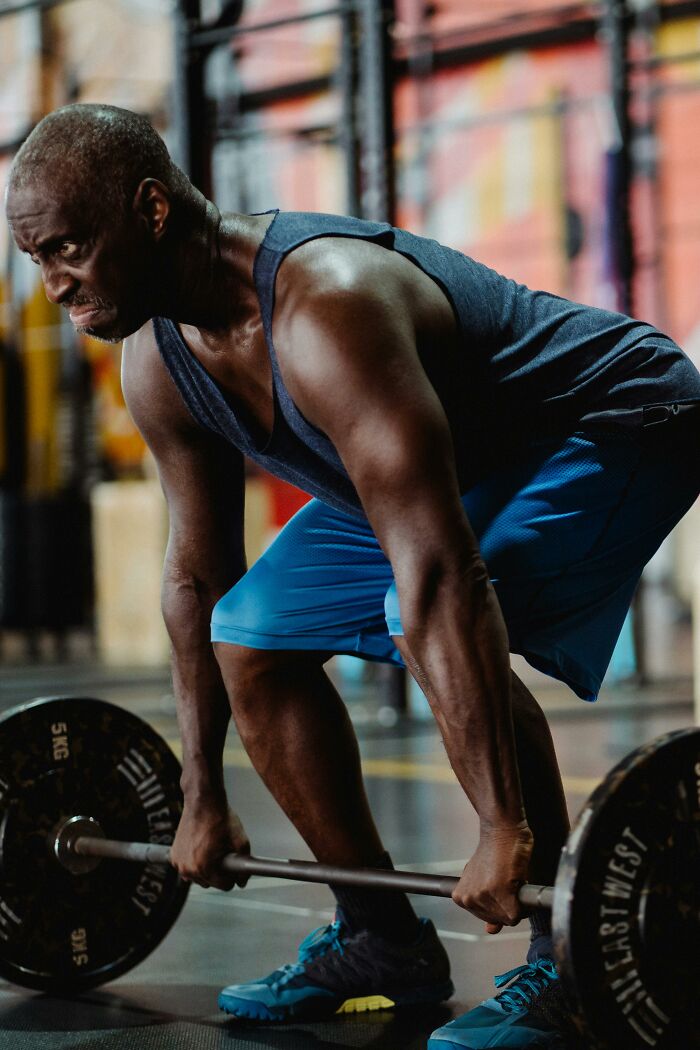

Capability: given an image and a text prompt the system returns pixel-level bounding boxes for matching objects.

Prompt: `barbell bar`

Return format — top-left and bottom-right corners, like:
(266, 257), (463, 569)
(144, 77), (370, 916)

(0, 695), (697, 1050)
(65, 827), (554, 909)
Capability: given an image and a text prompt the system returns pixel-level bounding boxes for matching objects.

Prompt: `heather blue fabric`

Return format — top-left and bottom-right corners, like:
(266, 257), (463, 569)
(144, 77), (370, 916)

(211, 426), (700, 701)
(152, 210), (700, 519)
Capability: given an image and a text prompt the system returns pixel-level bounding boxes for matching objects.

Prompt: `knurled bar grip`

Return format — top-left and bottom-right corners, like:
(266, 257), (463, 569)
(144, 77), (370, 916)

(73, 836), (555, 910)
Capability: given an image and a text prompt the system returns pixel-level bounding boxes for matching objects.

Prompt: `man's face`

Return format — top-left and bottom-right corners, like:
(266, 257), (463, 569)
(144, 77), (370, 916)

(6, 178), (155, 343)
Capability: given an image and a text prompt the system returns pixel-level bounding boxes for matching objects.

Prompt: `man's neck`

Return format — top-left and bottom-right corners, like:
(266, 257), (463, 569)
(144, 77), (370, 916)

(158, 201), (264, 335)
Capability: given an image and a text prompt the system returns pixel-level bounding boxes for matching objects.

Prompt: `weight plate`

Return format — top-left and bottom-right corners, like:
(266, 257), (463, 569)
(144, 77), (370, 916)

(553, 728), (700, 1049)
(0, 696), (189, 993)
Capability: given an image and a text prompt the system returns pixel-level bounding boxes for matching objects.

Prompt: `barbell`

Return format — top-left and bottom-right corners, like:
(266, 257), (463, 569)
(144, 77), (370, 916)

(0, 695), (697, 1050)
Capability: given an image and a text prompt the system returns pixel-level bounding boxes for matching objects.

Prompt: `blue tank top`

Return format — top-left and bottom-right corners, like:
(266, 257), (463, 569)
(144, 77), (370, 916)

(152, 210), (700, 518)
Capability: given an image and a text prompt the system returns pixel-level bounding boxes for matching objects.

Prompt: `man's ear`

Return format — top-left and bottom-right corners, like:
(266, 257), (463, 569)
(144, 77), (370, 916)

(132, 178), (171, 240)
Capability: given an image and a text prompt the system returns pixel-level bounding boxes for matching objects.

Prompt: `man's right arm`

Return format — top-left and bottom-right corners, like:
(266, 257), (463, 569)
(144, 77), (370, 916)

(121, 322), (247, 887)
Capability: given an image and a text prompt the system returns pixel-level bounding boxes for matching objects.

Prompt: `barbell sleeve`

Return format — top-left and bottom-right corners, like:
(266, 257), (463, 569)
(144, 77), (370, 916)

(72, 836), (555, 910)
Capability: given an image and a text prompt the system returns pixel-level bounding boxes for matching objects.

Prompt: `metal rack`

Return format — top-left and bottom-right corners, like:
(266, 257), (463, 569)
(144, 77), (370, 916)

(172, 0), (396, 223)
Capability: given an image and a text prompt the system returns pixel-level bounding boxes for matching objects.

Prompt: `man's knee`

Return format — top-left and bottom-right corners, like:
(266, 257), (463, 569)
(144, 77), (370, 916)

(214, 641), (288, 689)
(213, 642), (325, 710)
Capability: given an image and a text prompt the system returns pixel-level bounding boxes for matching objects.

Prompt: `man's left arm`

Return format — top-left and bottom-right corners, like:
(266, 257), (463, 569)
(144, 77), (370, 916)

(276, 280), (533, 931)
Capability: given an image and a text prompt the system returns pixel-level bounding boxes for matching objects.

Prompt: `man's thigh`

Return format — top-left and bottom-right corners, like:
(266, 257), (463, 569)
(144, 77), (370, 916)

(213, 419), (699, 699)
(385, 422), (698, 700)
(468, 425), (698, 699)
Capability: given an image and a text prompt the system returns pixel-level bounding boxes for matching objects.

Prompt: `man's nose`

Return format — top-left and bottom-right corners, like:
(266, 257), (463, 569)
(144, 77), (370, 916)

(41, 263), (76, 305)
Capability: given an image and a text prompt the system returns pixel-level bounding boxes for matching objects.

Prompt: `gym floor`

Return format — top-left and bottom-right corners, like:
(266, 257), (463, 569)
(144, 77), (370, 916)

(0, 590), (694, 1050)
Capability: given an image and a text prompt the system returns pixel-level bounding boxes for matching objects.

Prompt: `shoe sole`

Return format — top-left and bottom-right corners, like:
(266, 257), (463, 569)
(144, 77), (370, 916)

(219, 979), (455, 1022)
(427, 1035), (568, 1050)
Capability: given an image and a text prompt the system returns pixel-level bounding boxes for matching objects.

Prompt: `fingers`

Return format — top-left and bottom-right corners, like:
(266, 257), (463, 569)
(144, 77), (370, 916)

(451, 889), (522, 928)
(176, 868), (237, 891)
(173, 848), (253, 891)
(174, 861), (244, 891)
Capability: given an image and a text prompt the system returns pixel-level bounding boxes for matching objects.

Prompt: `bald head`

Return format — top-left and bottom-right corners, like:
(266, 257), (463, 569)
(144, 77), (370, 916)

(4, 106), (211, 342)
(8, 103), (193, 219)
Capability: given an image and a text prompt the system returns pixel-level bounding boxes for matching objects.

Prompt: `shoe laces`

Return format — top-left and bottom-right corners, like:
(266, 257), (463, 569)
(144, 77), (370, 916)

(298, 919), (346, 964)
(493, 958), (558, 1014)
(269, 920), (346, 991)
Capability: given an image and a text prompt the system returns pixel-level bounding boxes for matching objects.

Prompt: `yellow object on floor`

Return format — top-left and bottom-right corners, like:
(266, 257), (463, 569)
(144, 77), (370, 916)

(335, 994), (396, 1014)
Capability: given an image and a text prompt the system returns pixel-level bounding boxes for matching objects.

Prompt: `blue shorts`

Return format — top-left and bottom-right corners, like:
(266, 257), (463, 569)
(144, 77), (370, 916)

(211, 424), (700, 701)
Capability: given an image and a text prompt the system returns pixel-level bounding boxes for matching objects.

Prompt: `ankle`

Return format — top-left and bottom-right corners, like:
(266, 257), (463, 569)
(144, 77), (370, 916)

(526, 934), (554, 963)
(527, 907), (553, 963)
(331, 852), (422, 944)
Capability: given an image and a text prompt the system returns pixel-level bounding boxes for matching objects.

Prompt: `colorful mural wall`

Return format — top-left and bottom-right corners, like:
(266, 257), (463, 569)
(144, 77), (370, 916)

(2, 1), (700, 523)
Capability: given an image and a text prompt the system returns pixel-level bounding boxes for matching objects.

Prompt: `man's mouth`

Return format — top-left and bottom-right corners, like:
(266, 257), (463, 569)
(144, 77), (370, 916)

(68, 304), (103, 326)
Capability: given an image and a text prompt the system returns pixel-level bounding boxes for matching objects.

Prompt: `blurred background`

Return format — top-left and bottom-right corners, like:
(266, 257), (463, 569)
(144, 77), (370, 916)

(0, 0), (699, 720)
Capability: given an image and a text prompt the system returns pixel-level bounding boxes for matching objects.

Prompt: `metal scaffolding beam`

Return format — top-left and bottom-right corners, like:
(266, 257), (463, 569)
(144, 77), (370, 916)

(357, 0), (396, 223)
(173, 0), (210, 192)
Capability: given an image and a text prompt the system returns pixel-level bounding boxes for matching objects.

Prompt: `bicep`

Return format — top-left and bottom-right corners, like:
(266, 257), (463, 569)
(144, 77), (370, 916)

(335, 376), (479, 586)
(280, 295), (480, 577)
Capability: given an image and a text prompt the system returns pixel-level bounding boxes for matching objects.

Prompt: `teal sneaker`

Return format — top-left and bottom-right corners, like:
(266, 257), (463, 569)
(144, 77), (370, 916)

(218, 914), (454, 1021)
(428, 958), (569, 1048)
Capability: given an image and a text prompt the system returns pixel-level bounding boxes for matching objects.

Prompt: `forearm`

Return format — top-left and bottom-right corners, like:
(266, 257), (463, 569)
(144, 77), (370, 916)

(162, 571), (235, 802)
(400, 562), (526, 831)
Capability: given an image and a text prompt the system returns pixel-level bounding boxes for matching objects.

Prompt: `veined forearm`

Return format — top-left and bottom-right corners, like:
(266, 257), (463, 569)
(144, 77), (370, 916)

(162, 572), (233, 799)
(401, 571), (526, 830)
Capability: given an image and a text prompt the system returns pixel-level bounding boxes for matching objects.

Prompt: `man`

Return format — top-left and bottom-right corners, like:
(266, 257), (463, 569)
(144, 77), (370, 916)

(6, 104), (700, 1049)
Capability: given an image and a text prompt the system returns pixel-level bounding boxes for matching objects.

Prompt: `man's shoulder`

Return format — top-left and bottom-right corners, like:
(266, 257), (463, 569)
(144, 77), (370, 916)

(122, 318), (158, 357)
(121, 318), (186, 437)
(276, 236), (413, 337)
(121, 319), (167, 391)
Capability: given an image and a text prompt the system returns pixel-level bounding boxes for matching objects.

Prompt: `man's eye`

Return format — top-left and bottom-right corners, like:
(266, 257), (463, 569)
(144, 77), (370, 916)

(57, 242), (80, 258)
